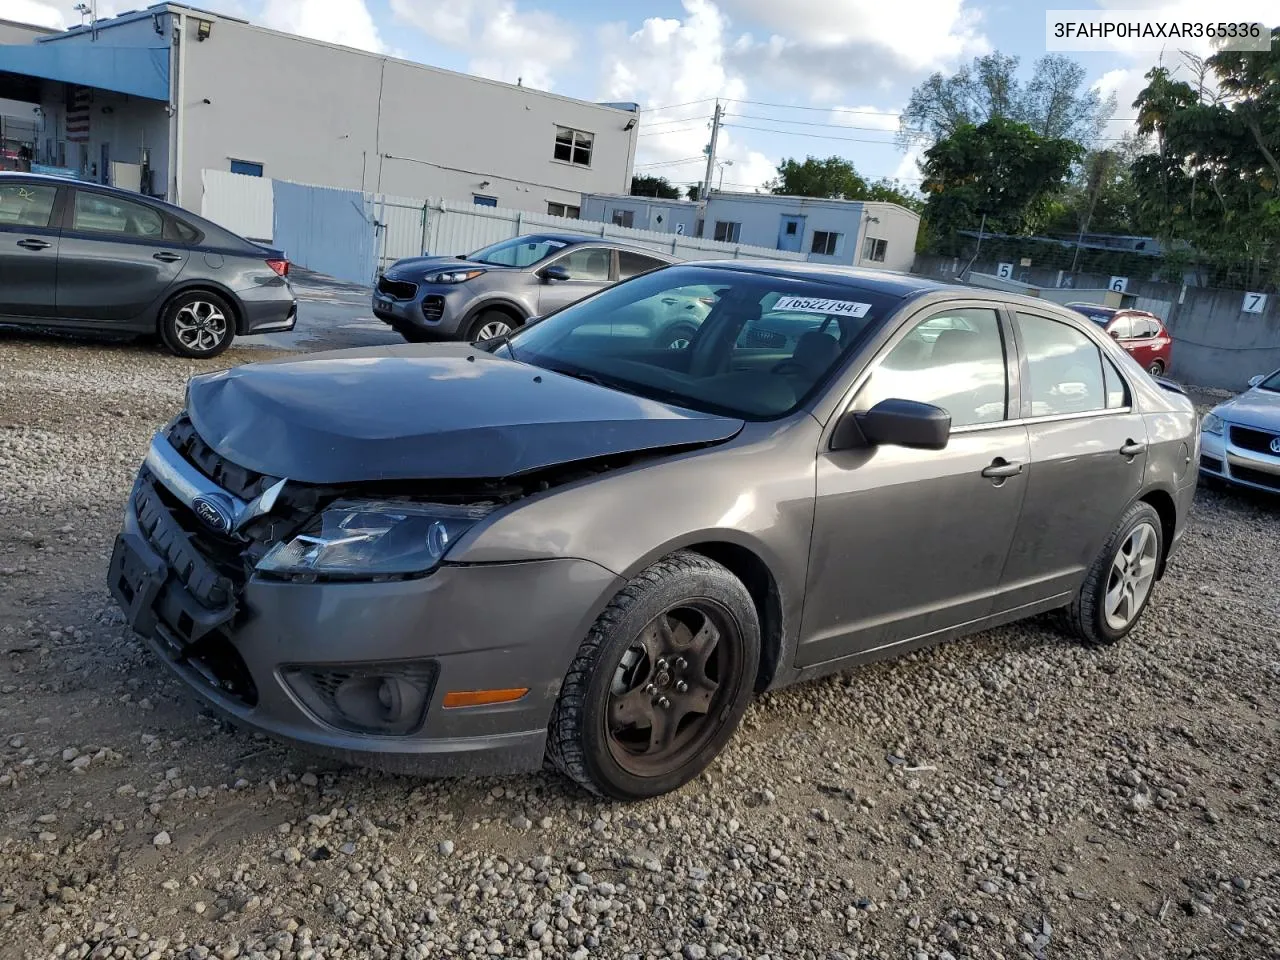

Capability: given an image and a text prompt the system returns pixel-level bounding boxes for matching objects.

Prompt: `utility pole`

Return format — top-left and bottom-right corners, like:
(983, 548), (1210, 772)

(700, 101), (722, 202)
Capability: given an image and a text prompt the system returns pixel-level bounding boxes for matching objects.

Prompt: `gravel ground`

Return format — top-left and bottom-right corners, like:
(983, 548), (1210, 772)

(1, 333), (1278, 960)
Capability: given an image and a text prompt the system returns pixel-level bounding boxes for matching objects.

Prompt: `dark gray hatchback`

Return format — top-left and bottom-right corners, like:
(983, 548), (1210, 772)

(109, 261), (1198, 800)
(0, 173), (296, 357)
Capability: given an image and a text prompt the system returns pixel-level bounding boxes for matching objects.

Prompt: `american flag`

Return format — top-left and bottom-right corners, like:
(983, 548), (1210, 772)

(66, 86), (91, 143)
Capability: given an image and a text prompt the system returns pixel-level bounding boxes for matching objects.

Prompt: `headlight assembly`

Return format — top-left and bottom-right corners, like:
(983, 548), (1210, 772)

(426, 269), (485, 284)
(1200, 412), (1224, 436)
(257, 500), (493, 577)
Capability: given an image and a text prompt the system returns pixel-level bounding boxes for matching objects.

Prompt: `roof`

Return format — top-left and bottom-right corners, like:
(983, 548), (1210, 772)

(683, 260), (951, 296)
(0, 40), (169, 100)
(707, 190), (921, 219)
(582, 192), (698, 206)
(516, 232), (678, 255)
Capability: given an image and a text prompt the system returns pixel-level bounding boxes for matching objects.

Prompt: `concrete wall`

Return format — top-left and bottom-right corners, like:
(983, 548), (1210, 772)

(166, 11), (637, 214)
(34, 84), (168, 191)
(0, 18), (58, 44)
(857, 202), (920, 273)
(580, 193), (698, 235)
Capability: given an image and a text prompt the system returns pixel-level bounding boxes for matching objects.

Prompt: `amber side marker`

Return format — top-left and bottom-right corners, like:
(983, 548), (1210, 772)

(442, 688), (529, 709)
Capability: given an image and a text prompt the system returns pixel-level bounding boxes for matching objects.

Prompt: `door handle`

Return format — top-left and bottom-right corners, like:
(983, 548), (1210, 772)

(16, 238), (50, 250)
(153, 252), (183, 263)
(1119, 440), (1147, 457)
(981, 458), (1024, 479)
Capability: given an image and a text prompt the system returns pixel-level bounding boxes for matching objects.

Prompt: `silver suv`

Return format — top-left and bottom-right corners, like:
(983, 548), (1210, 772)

(373, 233), (678, 342)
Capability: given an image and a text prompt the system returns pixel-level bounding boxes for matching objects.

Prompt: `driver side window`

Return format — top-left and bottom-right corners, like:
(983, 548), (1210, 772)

(551, 247), (612, 281)
(856, 308), (1008, 428)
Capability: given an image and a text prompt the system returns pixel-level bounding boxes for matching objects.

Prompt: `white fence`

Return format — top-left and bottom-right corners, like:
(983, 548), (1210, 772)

(199, 170), (805, 282)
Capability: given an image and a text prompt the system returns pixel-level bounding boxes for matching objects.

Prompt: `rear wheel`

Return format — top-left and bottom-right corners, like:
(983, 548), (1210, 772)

(466, 311), (515, 342)
(1147, 359), (1165, 376)
(1064, 500), (1163, 646)
(546, 552), (760, 800)
(159, 291), (235, 358)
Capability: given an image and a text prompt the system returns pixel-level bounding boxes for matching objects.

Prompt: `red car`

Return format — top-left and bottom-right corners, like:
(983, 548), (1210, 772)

(1066, 303), (1173, 377)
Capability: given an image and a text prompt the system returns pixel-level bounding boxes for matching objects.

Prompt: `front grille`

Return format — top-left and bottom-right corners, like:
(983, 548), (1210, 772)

(422, 295), (445, 322)
(1229, 465), (1280, 491)
(168, 415), (276, 502)
(1229, 425), (1280, 456)
(1200, 455), (1224, 473)
(743, 328), (785, 349)
(377, 276), (417, 300)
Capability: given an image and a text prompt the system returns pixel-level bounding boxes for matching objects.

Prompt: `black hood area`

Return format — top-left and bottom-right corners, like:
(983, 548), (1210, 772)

(185, 343), (744, 485)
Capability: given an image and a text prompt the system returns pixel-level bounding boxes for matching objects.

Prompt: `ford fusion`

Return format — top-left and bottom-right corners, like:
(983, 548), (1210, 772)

(108, 262), (1198, 800)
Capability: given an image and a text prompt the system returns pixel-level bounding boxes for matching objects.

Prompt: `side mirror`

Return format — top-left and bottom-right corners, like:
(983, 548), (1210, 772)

(1248, 374), (1265, 388)
(540, 264), (571, 283)
(523, 315), (543, 327)
(1109, 329), (1121, 339)
(831, 398), (951, 452)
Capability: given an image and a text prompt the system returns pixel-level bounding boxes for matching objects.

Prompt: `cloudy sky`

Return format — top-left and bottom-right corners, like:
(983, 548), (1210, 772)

(3, 0), (1276, 194)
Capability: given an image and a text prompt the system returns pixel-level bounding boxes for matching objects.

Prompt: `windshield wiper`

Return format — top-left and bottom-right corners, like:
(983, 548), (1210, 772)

(541, 364), (611, 387)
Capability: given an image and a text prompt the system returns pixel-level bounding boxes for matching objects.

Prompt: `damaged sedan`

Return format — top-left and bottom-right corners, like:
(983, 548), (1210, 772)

(108, 262), (1199, 800)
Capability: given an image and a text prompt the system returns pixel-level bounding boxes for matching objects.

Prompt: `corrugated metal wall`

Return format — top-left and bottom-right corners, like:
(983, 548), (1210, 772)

(272, 180), (378, 285)
(200, 169), (274, 242)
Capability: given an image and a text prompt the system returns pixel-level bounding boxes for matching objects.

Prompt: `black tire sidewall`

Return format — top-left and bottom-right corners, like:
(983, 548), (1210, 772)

(161, 291), (235, 358)
(579, 563), (760, 800)
(1086, 501), (1163, 644)
(654, 321), (699, 350)
(466, 311), (515, 342)
(1148, 361), (1164, 376)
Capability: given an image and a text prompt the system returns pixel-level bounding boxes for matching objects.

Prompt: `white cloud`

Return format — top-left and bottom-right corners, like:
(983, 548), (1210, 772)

(260, 0), (384, 53)
(829, 105), (900, 131)
(892, 143), (926, 184)
(389, 0), (574, 90)
(0, 0), (66, 28)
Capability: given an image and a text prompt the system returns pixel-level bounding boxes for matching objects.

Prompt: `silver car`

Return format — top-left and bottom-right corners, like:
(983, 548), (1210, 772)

(372, 233), (678, 343)
(109, 262), (1199, 801)
(1199, 368), (1280, 493)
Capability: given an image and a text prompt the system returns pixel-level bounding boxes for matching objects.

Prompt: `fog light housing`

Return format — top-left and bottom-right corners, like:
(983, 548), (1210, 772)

(282, 661), (438, 736)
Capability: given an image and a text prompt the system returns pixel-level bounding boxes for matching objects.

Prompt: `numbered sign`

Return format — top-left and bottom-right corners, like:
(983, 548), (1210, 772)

(1243, 292), (1267, 314)
(1058, 273), (1075, 289)
(996, 262), (1014, 280)
(1109, 276), (1128, 293)
(675, 223), (685, 235)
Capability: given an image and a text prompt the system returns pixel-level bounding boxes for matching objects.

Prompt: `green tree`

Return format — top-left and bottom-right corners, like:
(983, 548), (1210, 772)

(864, 178), (925, 213)
(685, 185), (700, 201)
(901, 52), (1114, 146)
(1130, 33), (1280, 289)
(630, 175), (681, 199)
(767, 155), (868, 199)
(920, 116), (1081, 253)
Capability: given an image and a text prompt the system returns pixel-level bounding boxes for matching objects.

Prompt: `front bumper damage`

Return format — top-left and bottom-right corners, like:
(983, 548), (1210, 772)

(108, 427), (621, 776)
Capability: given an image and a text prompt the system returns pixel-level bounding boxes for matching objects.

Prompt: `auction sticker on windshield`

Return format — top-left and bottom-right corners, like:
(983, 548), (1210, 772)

(773, 297), (872, 317)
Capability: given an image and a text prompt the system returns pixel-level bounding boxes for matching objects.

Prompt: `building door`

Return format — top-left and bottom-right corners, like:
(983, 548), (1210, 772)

(649, 206), (671, 231)
(777, 215), (805, 252)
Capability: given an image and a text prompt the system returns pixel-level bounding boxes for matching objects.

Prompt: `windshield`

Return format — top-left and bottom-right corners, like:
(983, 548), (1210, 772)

(1258, 370), (1280, 392)
(504, 264), (904, 419)
(469, 236), (569, 267)
(1068, 305), (1115, 326)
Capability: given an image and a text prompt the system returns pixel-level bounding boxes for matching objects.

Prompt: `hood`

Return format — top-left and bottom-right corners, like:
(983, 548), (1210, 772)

(1219, 388), (1280, 429)
(385, 256), (515, 278)
(185, 343), (744, 485)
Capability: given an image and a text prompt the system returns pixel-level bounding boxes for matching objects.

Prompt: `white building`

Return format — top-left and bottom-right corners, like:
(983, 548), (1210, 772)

(579, 188), (921, 272)
(0, 4), (640, 215)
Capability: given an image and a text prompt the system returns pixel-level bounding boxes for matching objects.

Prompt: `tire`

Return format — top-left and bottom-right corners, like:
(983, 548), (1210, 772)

(654, 321), (699, 350)
(1064, 500), (1164, 646)
(466, 310), (516, 342)
(159, 291), (236, 359)
(1147, 359), (1165, 376)
(546, 551), (761, 800)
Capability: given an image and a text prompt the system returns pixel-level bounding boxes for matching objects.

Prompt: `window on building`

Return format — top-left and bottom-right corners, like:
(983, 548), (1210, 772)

(812, 231), (840, 256)
(862, 236), (887, 262)
(473, 194), (498, 207)
(785, 221), (797, 235)
(71, 190), (164, 238)
(1016, 312), (1108, 417)
(617, 250), (668, 279)
(0, 183), (58, 227)
(229, 159), (264, 177)
(554, 126), (594, 166)
(713, 221), (741, 243)
(611, 209), (635, 228)
(547, 201), (580, 219)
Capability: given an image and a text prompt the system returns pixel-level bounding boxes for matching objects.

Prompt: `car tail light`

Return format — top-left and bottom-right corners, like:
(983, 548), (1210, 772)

(266, 258), (289, 278)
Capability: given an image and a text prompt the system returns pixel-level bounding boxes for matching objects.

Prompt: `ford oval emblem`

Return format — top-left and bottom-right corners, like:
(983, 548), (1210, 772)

(1271, 437), (1280, 455)
(192, 495), (233, 533)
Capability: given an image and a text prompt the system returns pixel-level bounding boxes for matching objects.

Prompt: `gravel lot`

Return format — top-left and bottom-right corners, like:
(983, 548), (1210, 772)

(1, 329), (1278, 960)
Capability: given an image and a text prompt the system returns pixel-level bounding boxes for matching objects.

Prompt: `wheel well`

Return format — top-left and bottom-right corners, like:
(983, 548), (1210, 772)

(467, 302), (524, 333)
(684, 541), (783, 692)
(1140, 489), (1176, 577)
(157, 286), (244, 335)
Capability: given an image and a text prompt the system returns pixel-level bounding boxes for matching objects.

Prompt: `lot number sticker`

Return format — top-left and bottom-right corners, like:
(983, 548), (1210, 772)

(1243, 292), (1267, 314)
(773, 297), (871, 317)
(996, 262), (1014, 279)
(1109, 276), (1128, 293)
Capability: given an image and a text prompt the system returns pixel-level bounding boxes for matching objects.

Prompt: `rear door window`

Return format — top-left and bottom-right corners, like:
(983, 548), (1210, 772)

(1109, 314), (1134, 338)
(617, 249), (668, 279)
(1016, 312), (1107, 417)
(0, 183), (58, 228)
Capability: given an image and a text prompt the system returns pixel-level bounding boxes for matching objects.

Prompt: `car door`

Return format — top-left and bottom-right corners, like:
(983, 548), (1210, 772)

(0, 179), (63, 319)
(536, 245), (614, 314)
(996, 309), (1148, 609)
(55, 188), (189, 323)
(1125, 315), (1158, 369)
(796, 303), (1031, 668)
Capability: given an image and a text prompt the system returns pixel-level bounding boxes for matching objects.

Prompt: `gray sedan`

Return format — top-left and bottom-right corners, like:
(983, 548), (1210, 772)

(1199, 368), (1280, 493)
(108, 262), (1198, 800)
(0, 173), (296, 357)
(372, 233), (677, 342)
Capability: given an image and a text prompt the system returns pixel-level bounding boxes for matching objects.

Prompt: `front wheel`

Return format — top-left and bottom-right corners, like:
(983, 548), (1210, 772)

(466, 311), (515, 342)
(159, 291), (235, 358)
(654, 321), (699, 350)
(1064, 500), (1164, 645)
(546, 552), (760, 800)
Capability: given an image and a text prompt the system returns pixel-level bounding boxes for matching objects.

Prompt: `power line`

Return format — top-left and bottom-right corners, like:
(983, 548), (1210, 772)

(724, 97), (1142, 124)
(637, 125), (703, 138)
(639, 97), (717, 113)
(635, 156), (706, 168)
(722, 122), (904, 145)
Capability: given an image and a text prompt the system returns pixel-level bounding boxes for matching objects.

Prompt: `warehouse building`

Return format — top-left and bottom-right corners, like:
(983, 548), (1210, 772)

(0, 4), (640, 215)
